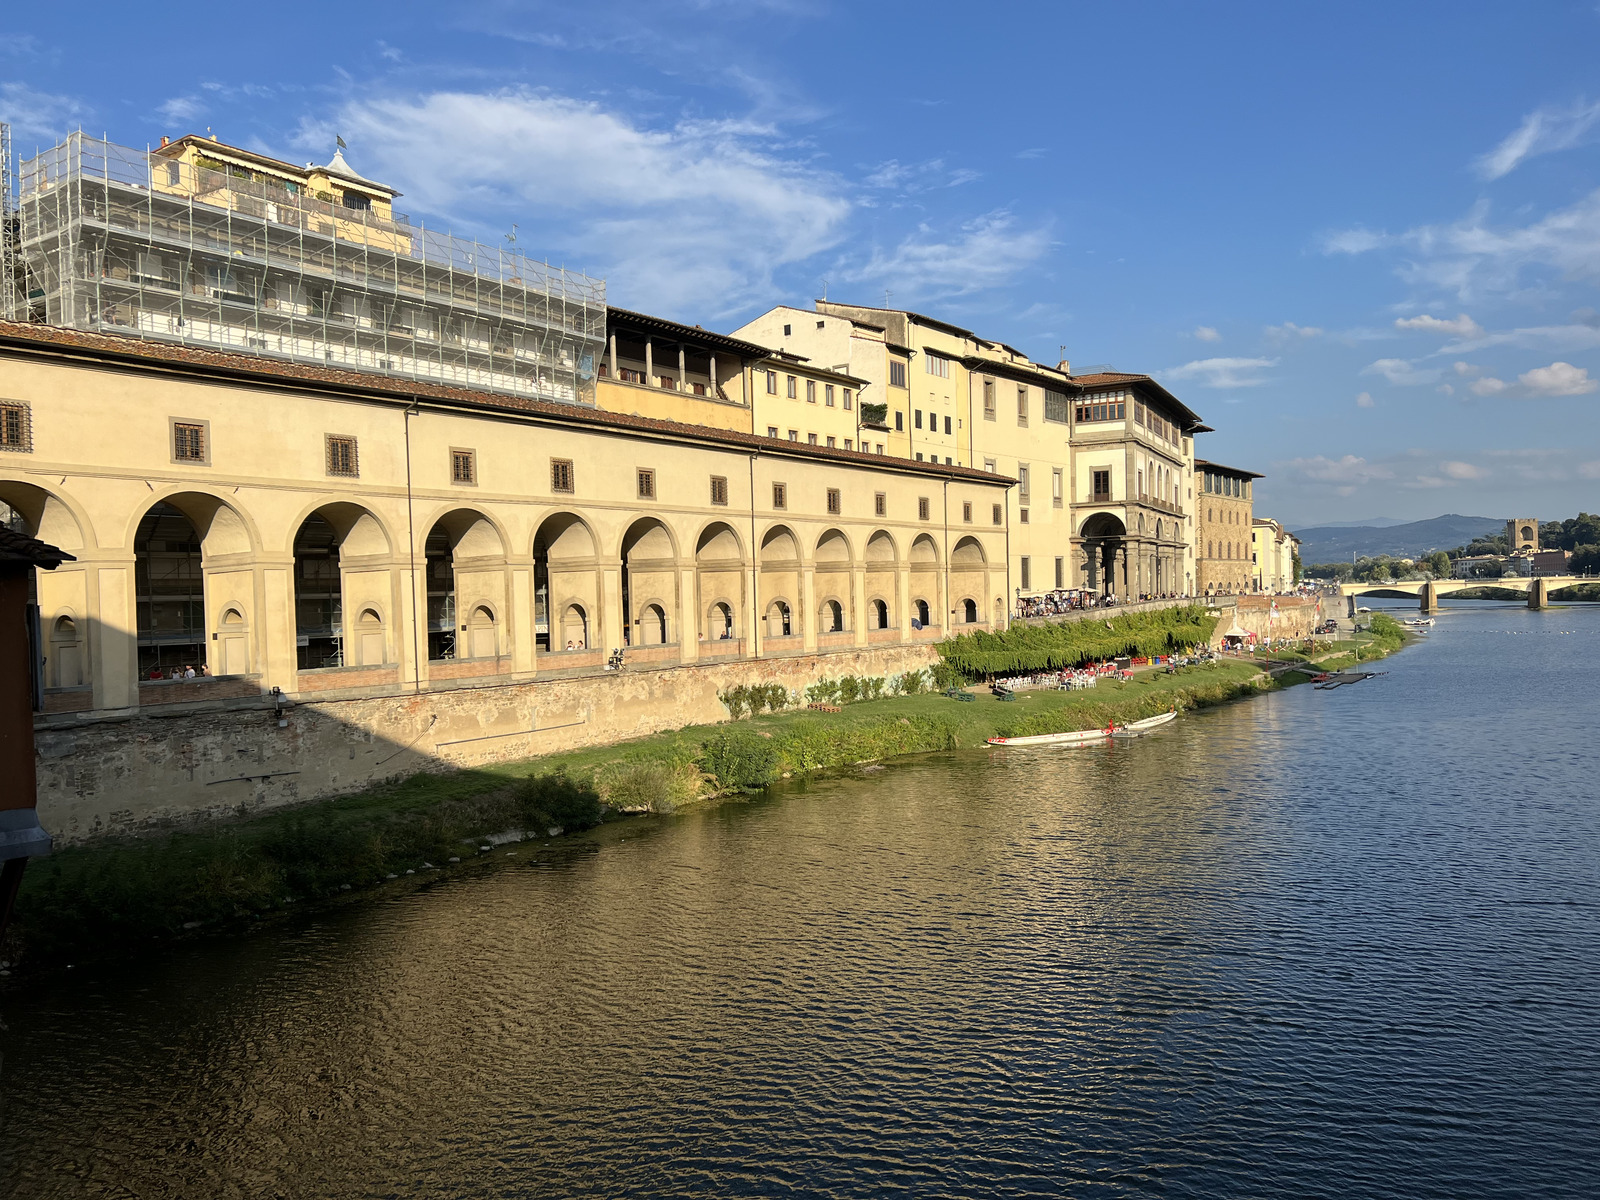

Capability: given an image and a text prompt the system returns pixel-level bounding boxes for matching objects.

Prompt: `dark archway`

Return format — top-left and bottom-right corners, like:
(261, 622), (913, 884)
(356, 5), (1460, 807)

(134, 501), (205, 677)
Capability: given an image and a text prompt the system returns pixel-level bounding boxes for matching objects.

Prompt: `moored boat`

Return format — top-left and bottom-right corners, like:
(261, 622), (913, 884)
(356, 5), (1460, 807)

(986, 708), (1176, 747)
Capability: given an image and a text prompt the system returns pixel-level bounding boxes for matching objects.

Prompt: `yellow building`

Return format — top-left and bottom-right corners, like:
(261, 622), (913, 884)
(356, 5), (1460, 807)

(1196, 459), (1260, 595)
(1251, 518), (1299, 592)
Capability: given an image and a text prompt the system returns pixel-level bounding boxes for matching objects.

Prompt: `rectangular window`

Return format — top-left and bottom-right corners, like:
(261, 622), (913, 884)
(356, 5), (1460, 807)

(875, 492), (887, 517)
(326, 434), (358, 478)
(895, 411), (904, 432)
(844, 439), (853, 450)
(550, 457), (574, 493)
(916, 452), (924, 462)
(889, 360), (908, 388)
(172, 420), (207, 463)
(1092, 469), (1111, 502)
(827, 488), (841, 515)
(789, 429), (800, 442)
(925, 354), (950, 379)
(825, 384), (835, 407)
(453, 448), (477, 485)
(806, 380), (817, 404)
(943, 415), (952, 435)
(918, 497), (930, 521)
(710, 475), (729, 506)
(1055, 557), (1065, 588)
(808, 433), (818, 445)
(826, 435), (836, 448)
(1045, 391), (1070, 424)
(843, 389), (853, 411)
(1017, 386), (1029, 426)
(0, 402), (32, 453)
(876, 443), (885, 455)
(984, 458), (997, 473)
(962, 501), (972, 523)
(992, 504), (1003, 525)
(772, 482), (787, 509)
(767, 425), (780, 438)
(1020, 508), (1030, 524)
(983, 379), (996, 419)
(787, 375), (798, 399)
(1020, 556), (1031, 591)
(766, 370), (778, 394)
(637, 468), (656, 500)
(1018, 464), (1031, 498)
(1052, 467), (1063, 508)
(915, 409), (923, 430)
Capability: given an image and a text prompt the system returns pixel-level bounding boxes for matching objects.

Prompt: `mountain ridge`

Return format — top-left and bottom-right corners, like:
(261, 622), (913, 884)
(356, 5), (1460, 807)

(1293, 514), (1504, 564)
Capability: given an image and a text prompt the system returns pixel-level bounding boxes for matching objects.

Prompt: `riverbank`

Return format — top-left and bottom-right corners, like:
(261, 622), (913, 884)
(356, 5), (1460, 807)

(4, 618), (1409, 978)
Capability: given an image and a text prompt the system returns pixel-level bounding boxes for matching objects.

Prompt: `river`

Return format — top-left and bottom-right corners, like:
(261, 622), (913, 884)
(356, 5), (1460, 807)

(2, 602), (1597, 1198)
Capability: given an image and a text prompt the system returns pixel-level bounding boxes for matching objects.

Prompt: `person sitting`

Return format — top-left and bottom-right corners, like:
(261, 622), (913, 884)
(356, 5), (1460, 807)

(565, 640), (575, 651)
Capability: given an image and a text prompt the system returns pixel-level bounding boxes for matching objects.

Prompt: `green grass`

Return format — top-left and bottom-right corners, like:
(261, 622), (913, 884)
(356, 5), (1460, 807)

(4, 658), (1283, 975)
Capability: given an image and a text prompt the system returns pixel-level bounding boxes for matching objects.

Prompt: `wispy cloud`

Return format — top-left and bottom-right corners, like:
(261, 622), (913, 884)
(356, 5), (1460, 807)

(1477, 98), (1600, 180)
(1265, 321), (1322, 341)
(302, 88), (853, 317)
(862, 158), (981, 194)
(1393, 313), (1483, 339)
(1468, 361), (1596, 398)
(839, 210), (1053, 302)
(0, 81), (84, 144)
(1165, 356), (1276, 388)
(1192, 325), (1220, 342)
(1356, 391), (1375, 408)
(1361, 357), (1441, 386)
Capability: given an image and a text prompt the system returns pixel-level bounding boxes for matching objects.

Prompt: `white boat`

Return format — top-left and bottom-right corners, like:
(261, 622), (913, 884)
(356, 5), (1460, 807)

(1404, 617), (1435, 627)
(986, 709), (1176, 747)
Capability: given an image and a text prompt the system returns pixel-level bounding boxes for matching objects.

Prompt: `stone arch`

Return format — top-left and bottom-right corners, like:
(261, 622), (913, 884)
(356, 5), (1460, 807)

(708, 600), (735, 640)
(909, 533), (940, 564)
(1080, 511), (1127, 598)
(621, 517), (678, 648)
(0, 479), (90, 551)
(467, 602), (499, 659)
(534, 511), (601, 652)
(909, 533), (939, 634)
(913, 597), (931, 626)
(865, 529), (898, 565)
(422, 507), (509, 661)
(961, 597), (978, 624)
(48, 612), (84, 689)
(760, 525), (802, 641)
(819, 597), (845, 633)
(814, 527), (853, 565)
(765, 597), (793, 638)
(352, 605), (388, 667)
(870, 597), (890, 630)
(865, 529), (899, 635)
(696, 521), (745, 642)
(951, 536), (986, 567)
(134, 488), (257, 558)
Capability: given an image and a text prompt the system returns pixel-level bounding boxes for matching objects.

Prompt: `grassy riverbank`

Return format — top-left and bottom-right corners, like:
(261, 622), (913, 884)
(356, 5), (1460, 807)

(4, 611), (1410, 977)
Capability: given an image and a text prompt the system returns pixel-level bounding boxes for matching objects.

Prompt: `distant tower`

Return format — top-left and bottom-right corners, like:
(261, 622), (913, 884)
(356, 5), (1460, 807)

(1506, 519), (1538, 553)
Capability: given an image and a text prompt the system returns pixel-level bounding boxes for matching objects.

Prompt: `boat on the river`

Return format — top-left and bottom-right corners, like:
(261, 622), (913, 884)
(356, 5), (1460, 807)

(986, 709), (1176, 747)
(1404, 617), (1435, 627)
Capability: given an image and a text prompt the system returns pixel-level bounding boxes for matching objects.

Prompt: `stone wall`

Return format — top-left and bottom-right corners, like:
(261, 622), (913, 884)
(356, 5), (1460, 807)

(1220, 595), (1322, 641)
(35, 644), (940, 843)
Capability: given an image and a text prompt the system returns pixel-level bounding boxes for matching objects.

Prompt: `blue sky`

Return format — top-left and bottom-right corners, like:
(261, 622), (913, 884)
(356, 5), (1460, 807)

(6, 1), (1600, 527)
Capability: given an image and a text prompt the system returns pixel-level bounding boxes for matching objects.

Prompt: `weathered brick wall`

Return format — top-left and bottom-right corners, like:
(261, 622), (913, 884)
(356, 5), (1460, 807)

(1222, 595), (1323, 641)
(35, 644), (940, 843)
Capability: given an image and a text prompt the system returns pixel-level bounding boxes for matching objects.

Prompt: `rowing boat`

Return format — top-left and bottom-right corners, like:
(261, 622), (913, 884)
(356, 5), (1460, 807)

(985, 708), (1176, 747)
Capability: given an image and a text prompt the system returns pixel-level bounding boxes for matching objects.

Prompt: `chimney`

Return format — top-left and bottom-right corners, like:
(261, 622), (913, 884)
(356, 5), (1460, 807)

(1057, 359), (1071, 374)
(159, 135), (170, 148)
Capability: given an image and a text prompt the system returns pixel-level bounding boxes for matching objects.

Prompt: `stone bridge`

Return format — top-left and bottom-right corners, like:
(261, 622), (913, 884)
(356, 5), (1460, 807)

(1337, 576), (1590, 614)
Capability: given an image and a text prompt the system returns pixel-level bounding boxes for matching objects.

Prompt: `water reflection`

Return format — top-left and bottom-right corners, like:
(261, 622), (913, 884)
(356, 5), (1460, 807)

(2, 604), (1598, 1198)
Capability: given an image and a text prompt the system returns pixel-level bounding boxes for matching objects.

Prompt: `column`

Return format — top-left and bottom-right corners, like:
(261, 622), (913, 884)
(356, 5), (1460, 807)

(511, 566), (535, 673)
(678, 345), (686, 391)
(937, 561), (949, 636)
(256, 561), (297, 692)
(801, 564), (818, 652)
(644, 339), (653, 388)
(608, 333), (617, 380)
(678, 565), (699, 662)
(897, 563), (913, 640)
(93, 559), (139, 710)
(709, 353), (719, 398)
(851, 564), (868, 646)
(601, 563), (624, 652)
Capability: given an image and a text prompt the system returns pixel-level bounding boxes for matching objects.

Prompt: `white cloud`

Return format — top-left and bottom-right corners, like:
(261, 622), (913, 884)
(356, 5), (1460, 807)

(1192, 325), (1221, 342)
(0, 81), (84, 144)
(1362, 357), (1442, 386)
(1477, 98), (1600, 180)
(158, 95), (204, 123)
(1165, 356), (1276, 388)
(840, 210), (1053, 302)
(1519, 361), (1598, 395)
(863, 158), (981, 193)
(1470, 376), (1510, 396)
(1394, 313), (1484, 339)
(1453, 361), (1482, 377)
(1579, 460), (1600, 479)
(1265, 321), (1323, 341)
(303, 88), (854, 316)
(1440, 460), (1487, 480)
(1356, 391), (1375, 408)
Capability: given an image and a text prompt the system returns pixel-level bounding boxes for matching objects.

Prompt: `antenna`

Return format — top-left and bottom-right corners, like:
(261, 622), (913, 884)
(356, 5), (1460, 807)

(505, 223), (518, 245)
(819, 277), (828, 300)
(884, 289), (891, 308)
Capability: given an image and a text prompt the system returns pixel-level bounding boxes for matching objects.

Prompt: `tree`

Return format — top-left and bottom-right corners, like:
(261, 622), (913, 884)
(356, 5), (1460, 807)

(1292, 550), (1303, 583)
(1572, 544), (1600, 575)
(1425, 550), (1452, 578)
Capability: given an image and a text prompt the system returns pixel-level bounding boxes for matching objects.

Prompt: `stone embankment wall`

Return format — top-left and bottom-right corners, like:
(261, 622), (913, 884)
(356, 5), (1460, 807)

(1215, 595), (1323, 643)
(36, 645), (938, 843)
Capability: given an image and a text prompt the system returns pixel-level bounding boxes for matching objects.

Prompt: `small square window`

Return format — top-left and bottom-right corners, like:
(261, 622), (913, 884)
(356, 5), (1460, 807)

(783, 323), (792, 337)
(984, 458), (996, 473)
(916, 453), (924, 462)
(816, 319), (825, 329)
(789, 429), (800, 442)
(710, 475), (729, 506)
(875, 492), (887, 517)
(827, 488), (841, 515)
(551, 458), (574, 493)
(0, 402), (32, 453)
(808, 433), (818, 445)
(772, 482), (787, 509)
(962, 501), (972, 523)
(326, 434), (358, 478)
(767, 425), (780, 438)
(826, 436), (836, 448)
(918, 497), (930, 521)
(992, 504), (1002, 525)
(1020, 508), (1030, 524)
(637, 468), (656, 500)
(172, 420), (208, 463)
(844, 438), (853, 451)
(452, 448), (477, 485)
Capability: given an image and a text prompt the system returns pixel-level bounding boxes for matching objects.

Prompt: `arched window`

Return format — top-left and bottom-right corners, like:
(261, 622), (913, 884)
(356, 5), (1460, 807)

(962, 597), (977, 624)
(712, 601), (734, 639)
(49, 615), (82, 689)
(641, 602), (668, 645)
(822, 599), (844, 633)
(766, 599), (792, 637)
(134, 501), (204, 677)
(468, 605), (497, 659)
(355, 607), (386, 667)
(914, 598), (930, 626)
(561, 604), (588, 650)
(872, 598), (889, 629)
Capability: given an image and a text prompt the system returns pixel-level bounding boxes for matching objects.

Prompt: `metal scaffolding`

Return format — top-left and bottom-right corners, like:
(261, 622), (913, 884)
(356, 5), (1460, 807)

(1, 123), (17, 323)
(16, 132), (606, 405)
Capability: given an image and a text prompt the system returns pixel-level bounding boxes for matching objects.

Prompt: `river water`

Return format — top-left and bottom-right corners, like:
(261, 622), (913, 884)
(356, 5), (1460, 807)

(2, 602), (1597, 1198)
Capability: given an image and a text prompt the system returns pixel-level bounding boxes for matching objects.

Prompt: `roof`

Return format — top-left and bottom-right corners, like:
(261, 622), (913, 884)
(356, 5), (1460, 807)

(816, 301), (976, 340)
(959, 354), (1077, 392)
(607, 307), (772, 358)
(0, 320), (1010, 488)
(1195, 458), (1264, 480)
(1069, 371), (1204, 431)
(0, 524), (73, 569)
(156, 135), (400, 199)
(318, 148), (399, 199)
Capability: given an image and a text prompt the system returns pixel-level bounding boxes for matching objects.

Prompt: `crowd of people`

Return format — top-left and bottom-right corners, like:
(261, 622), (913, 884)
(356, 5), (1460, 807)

(1013, 588), (1196, 620)
(145, 662), (209, 681)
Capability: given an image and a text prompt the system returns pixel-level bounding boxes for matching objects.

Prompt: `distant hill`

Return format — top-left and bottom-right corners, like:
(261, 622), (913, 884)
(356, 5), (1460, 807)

(1293, 514), (1504, 564)
(1295, 517), (1411, 530)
